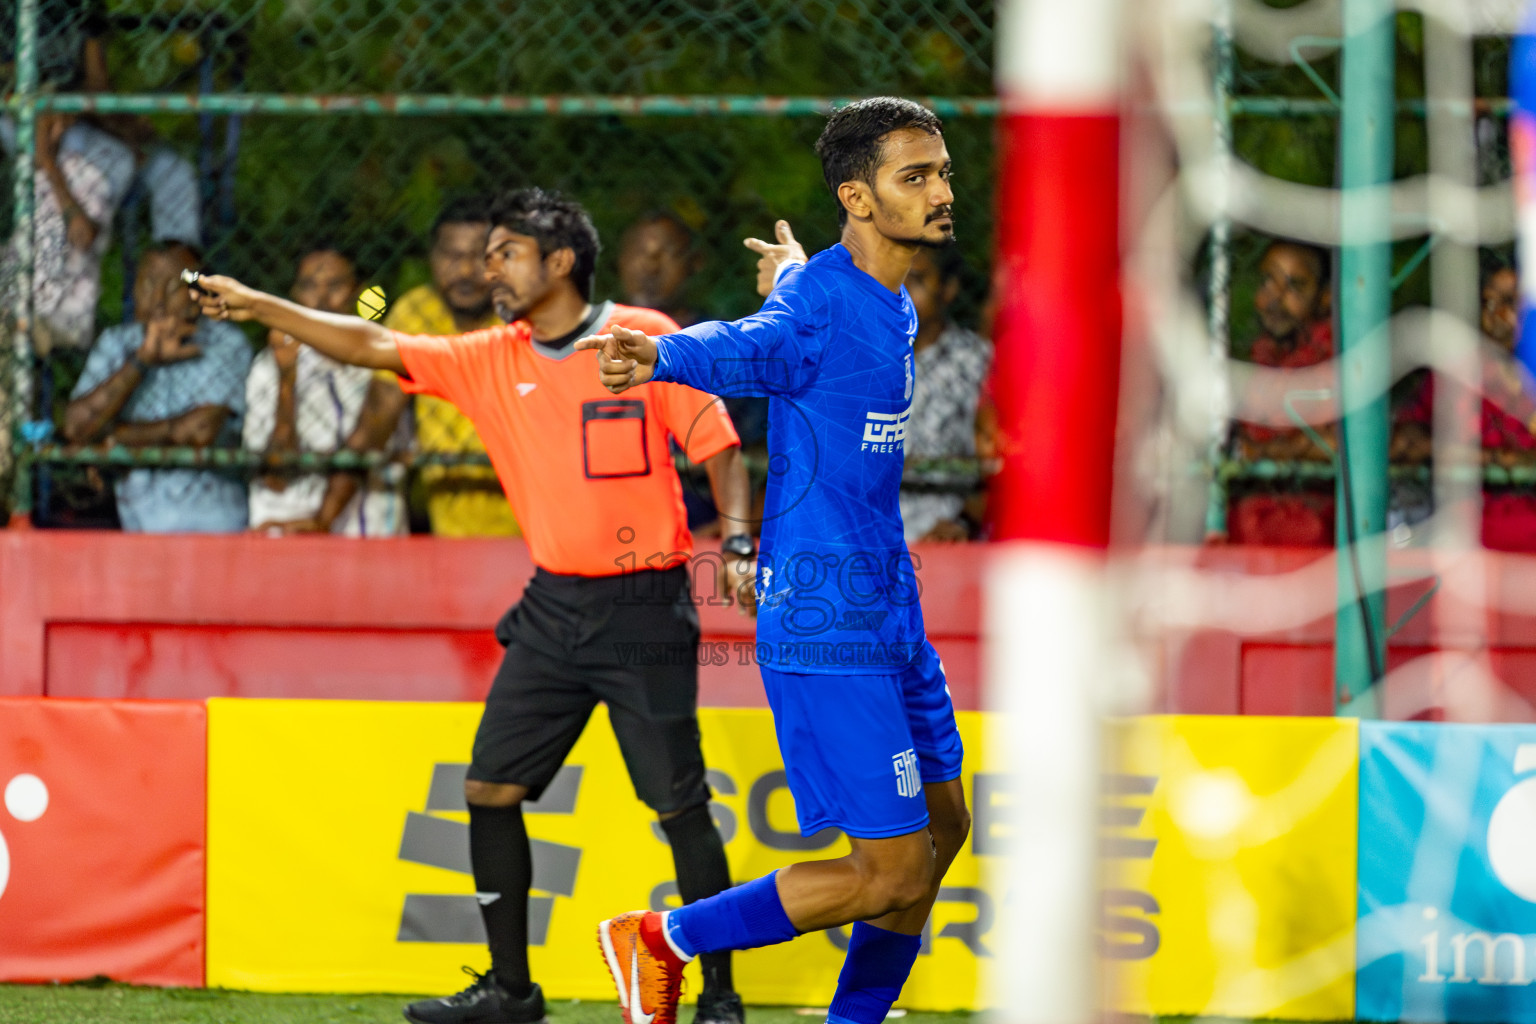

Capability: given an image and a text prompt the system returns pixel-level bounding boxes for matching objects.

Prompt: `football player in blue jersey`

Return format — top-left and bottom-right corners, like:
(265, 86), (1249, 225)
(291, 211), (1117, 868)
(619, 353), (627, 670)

(577, 97), (969, 1024)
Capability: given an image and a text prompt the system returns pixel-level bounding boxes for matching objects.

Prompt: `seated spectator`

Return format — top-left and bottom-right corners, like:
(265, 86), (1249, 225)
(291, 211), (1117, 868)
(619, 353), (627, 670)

(901, 245), (992, 542)
(1227, 239), (1336, 547)
(1392, 257), (1536, 550)
(61, 242), (249, 532)
(243, 247), (406, 536)
(327, 196), (519, 537)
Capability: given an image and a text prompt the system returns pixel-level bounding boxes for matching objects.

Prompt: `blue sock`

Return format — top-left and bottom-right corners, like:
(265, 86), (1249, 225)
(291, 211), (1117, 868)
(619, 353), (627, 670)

(665, 871), (798, 956)
(826, 922), (923, 1024)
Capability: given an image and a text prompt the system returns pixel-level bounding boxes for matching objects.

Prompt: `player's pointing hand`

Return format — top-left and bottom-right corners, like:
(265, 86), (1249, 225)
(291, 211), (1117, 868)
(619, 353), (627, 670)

(574, 324), (659, 394)
(743, 219), (807, 297)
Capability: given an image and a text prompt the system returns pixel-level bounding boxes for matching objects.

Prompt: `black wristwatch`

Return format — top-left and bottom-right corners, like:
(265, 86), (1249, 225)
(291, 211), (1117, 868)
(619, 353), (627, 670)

(721, 534), (756, 559)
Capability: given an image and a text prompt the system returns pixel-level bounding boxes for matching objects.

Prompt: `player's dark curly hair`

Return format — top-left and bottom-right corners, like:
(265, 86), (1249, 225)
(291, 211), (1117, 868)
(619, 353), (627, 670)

(815, 97), (943, 227)
(489, 188), (601, 300)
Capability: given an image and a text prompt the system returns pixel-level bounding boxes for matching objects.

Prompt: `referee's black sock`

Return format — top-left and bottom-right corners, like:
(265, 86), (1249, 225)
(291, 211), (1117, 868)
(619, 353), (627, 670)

(661, 802), (736, 993)
(468, 802), (536, 999)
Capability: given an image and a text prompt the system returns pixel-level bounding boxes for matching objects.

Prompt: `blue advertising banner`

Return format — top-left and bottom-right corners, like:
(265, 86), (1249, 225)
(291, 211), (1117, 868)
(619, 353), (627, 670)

(1358, 722), (1536, 1022)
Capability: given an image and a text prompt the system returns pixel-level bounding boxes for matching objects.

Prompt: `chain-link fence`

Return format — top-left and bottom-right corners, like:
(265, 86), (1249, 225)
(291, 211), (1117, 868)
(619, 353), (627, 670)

(1181, 9), (1532, 552)
(1, 0), (1000, 536)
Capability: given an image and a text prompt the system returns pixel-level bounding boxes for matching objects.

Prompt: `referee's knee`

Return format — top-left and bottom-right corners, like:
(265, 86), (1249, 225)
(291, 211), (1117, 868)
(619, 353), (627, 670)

(464, 779), (529, 807)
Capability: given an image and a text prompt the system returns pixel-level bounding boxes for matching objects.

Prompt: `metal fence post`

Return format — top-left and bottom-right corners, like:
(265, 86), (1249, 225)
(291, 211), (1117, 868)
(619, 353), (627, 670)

(1204, 0), (1235, 540)
(1335, 0), (1394, 714)
(8, 0), (38, 523)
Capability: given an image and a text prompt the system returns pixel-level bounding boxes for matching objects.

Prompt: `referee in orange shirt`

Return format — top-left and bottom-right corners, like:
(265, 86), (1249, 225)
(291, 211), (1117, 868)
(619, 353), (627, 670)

(192, 189), (753, 1024)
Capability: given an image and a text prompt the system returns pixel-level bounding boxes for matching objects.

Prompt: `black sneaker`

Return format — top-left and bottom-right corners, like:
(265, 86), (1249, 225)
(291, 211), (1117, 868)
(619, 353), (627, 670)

(403, 968), (547, 1024)
(691, 989), (745, 1024)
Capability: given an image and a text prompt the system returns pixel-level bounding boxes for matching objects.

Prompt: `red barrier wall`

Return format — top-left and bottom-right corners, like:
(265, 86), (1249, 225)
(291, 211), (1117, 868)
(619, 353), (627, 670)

(11, 532), (1536, 718)
(0, 532), (983, 710)
(0, 698), (206, 985)
(1148, 545), (1536, 718)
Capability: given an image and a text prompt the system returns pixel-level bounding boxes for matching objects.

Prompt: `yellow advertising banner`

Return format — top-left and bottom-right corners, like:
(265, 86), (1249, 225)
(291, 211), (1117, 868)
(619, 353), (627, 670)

(1102, 715), (1359, 1020)
(206, 699), (991, 1009)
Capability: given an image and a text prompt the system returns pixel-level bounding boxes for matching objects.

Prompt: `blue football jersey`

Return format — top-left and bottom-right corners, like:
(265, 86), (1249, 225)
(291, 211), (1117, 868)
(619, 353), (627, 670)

(653, 243), (926, 674)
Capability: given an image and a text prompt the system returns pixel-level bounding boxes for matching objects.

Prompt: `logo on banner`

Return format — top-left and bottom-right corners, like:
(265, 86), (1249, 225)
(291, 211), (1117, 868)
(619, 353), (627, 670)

(1359, 725), (1536, 1022)
(1099, 772), (1160, 961)
(1487, 745), (1536, 904)
(1414, 744), (1536, 988)
(0, 774), (50, 901)
(395, 763), (583, 946)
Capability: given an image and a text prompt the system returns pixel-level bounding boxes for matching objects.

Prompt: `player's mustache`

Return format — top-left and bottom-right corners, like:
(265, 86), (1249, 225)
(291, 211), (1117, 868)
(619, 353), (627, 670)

(926, 207), (954, 223)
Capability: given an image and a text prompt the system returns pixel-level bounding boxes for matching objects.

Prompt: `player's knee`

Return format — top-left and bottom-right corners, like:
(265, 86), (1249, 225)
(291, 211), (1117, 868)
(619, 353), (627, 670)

(464, 779), (527, 808)
(940, 807), (973, 853)
(875, 862), (934, 914)
(857, 852), (934, 916)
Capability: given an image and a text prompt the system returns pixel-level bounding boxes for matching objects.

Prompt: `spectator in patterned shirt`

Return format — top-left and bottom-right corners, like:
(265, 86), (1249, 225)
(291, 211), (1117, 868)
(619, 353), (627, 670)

(900, 245), (992, 542)
(1227, 238), (1336, 547)
(62, 242), (250, 532)
(0, 0), (199, 355)
(0, 112), (133, 353)
(243, 246), (407, 536)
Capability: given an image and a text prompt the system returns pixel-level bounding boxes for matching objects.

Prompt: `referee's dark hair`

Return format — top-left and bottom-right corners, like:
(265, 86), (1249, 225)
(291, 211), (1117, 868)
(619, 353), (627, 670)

(431, 194), (492, 244)
(490, 188), (601, 301)
(815, 97), (943, 228)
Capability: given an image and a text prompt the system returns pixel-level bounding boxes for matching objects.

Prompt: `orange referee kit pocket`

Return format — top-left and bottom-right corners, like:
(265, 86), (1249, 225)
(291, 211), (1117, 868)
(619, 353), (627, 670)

(582, 399), (652, 479)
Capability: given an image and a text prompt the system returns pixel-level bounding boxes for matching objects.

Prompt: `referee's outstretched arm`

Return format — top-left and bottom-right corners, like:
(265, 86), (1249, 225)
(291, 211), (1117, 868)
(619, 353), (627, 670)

(190, 273), (406, 375)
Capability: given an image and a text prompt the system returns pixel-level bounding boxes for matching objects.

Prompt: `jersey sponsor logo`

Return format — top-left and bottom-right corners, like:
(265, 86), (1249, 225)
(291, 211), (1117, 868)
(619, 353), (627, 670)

(893, 747), (921, 799)
(862, 405), (910, 453)
(516, 382), (538, 396)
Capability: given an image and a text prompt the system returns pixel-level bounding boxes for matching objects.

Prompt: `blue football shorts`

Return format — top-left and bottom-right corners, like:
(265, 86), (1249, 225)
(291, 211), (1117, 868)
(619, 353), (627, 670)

(758, 640), (965, 839)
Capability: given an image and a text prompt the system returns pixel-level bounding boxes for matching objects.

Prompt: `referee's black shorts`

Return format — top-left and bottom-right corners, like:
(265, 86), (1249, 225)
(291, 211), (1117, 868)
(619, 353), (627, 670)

(468, 564), (711, 815)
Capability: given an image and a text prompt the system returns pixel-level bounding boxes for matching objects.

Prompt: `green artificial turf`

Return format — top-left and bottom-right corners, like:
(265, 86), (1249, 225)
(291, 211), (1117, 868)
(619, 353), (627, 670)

(0, 983), (978, 1024)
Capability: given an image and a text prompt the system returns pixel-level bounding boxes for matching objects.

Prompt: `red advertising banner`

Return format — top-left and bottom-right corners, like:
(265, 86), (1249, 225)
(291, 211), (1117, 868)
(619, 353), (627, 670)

(0, 699), (206, 985)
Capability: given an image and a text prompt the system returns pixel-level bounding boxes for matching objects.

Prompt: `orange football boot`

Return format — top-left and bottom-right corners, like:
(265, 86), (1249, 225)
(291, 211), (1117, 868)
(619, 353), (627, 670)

(598, 911), (687, 1024)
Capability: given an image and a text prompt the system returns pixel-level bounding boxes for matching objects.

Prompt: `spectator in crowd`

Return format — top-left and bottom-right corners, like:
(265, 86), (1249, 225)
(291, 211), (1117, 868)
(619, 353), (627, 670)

(1392, 256), (1536, 550)
(618, 211), (703, 328)
(901, 245), (992, 542)
(61, 242), (249, 532)
(0, 112), (133, 353)
(1227, 238), (1336, 546)
(1, 0), (201, 253)
(320, 196), (518, 537)
(243, 246), (407, 536)
(620, 211), (765, 532)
